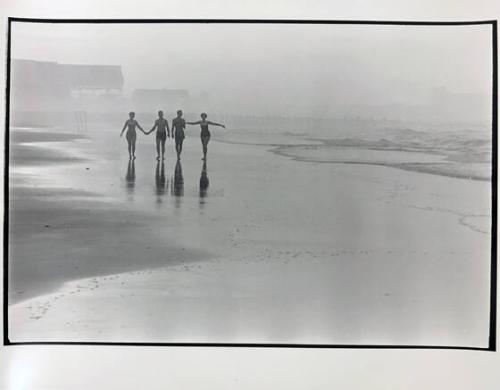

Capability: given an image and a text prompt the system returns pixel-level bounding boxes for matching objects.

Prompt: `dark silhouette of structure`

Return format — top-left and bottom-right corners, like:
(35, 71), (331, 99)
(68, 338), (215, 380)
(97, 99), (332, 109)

(132, 89), (189, 112)
(11, 59), (123, 111)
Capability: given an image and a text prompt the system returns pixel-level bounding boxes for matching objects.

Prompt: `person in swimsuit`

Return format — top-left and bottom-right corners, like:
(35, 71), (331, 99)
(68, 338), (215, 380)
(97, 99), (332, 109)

(186, 112), (225, 160)
(120, 111), (146, 159)
(171, 110), (186, 160)
(147, 110), (171, 160)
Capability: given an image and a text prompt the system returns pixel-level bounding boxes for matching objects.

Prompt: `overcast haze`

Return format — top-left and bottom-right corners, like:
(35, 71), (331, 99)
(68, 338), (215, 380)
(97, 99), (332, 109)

(8, 19), (494, 350)
(11, 22), (493, 119)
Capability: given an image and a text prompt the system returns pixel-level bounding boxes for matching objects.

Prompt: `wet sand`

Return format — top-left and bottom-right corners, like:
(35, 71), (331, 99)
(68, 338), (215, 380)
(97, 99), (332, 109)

(8, 128), (210, 303)
(7, 126), (492, 346)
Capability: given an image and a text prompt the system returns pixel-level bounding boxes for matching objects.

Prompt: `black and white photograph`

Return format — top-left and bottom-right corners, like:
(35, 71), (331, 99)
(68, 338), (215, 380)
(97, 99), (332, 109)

(5, 20), (495, 348)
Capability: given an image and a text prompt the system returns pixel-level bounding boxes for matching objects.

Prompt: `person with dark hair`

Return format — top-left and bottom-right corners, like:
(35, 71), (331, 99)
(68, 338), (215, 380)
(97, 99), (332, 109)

(186, 112), (225, 160)
(147, 110), (170, 160)
(171, 110), (186, 160)
(120, 111), (146, 159)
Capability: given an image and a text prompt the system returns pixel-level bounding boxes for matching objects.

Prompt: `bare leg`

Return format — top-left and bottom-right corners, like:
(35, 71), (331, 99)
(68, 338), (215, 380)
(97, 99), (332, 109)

(161, 139), (166, 158)
(156, 139), (161, 159)
(132, 138), (136, 159)
(201, 137), (209, 160)
(127, 139), (132, 159)
(176, 140), (183, 160)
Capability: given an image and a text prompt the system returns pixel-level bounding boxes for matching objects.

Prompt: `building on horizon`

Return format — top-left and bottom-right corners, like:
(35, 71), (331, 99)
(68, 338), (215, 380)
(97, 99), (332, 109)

(131, 88), (189, 112)
(131, 88), (211, 115)
(10, 59), (125, 112)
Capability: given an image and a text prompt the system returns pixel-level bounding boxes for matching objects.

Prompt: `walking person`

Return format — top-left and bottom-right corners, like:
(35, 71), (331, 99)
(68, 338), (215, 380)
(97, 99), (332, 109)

(171, 110), (186, 160)
(146, 110), (171, 160)
(120, 112), (146, 159)
(186, 113), (225, 160)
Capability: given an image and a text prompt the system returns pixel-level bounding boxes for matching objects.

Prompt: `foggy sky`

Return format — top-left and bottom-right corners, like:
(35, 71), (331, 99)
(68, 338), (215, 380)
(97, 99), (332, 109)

(11, 22), (493, 118)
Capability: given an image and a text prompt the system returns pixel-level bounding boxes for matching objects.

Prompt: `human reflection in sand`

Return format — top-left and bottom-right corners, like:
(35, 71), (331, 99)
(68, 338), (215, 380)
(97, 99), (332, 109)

(125, 159), (135, 198)
(199, 161), (209, 207)
(155, 160), (167, 203)
(171, 160), (184, 208)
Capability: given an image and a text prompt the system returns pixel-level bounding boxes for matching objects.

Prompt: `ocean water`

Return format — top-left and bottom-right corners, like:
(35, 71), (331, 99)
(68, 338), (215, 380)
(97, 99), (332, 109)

(212, 116), (492, 179)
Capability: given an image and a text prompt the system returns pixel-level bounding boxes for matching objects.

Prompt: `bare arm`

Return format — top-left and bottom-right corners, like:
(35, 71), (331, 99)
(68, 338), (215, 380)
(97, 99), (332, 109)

(136, 121), (146, 134)
(186, 120), (201, 125)
(120, 120), (128, 137)
(208, 121), (225, 128)
(148, 120), (158, 135)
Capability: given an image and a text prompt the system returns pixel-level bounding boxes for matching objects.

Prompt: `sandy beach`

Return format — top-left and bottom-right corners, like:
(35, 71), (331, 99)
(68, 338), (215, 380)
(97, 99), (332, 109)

(7, 124), (492, 347)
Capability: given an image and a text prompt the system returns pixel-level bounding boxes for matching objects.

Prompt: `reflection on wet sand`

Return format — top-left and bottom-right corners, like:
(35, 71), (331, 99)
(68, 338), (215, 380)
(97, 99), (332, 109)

(199, 161), (209, 204)
(125, 159), (135, 196)
(126, 159), (211, 207)
(171, 160), (184, 207)
(155, 160), (167, 202)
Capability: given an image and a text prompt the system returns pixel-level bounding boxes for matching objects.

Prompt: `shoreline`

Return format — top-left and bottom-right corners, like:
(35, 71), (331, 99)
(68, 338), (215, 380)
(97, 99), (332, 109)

(272, 146), (491, 182)
(212, 130), (491, 182)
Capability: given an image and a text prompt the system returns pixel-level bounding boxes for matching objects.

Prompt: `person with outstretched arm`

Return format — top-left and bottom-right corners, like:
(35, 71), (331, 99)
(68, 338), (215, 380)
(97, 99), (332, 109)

(186, 112), (225, 160)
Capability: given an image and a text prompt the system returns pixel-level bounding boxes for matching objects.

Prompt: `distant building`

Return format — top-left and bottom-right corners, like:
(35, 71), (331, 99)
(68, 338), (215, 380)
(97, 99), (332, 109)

(61, 63), (123, 97)
(131, 89), (190, 112)
(11, 59), (124, 111)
